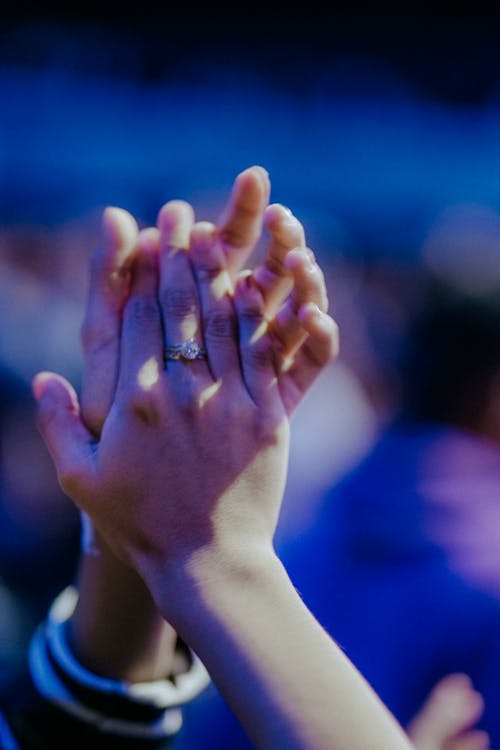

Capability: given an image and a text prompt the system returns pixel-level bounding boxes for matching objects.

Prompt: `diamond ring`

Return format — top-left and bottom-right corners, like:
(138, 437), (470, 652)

(163, 339), (207, 362)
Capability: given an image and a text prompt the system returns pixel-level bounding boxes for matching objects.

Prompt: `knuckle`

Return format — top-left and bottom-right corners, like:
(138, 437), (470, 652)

(126, 295), (160, 326)
(220, 228), (247, 249)
(128, 386), (163, 426)
(81, 316), (116, 353)
(204, 309), (235, 341)
(196, 261), (223, 283)
(239, 302), (263, 328)
(247, 338), (274, 371)
(268, 321), (288, 353)
(219, 217), (255, 250)
(265, 253), (287, 278)
(160, 288), (198, 319)
(171, 376), (201, 416)
(179, 390), (199, 416)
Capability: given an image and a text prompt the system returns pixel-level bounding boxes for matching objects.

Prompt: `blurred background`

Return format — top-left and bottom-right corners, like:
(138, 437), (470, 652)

(2, 3), (500, 742)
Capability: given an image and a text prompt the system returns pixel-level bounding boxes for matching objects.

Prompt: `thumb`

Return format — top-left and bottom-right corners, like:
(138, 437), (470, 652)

(32, 372), (95, 496)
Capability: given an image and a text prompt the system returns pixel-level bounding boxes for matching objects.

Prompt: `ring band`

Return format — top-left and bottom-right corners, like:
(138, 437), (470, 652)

(163, 339), (207, 362)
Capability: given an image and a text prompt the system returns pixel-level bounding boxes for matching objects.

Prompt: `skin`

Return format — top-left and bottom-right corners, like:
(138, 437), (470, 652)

(30, 167), (489, 750)
(408, 673), (490, 750)
(49, 165), (332, 683)
(30, 169), (419, 749)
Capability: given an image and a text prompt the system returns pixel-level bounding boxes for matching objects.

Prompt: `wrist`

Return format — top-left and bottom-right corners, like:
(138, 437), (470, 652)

(73, 528), (179, 682)
(28, 586), (211, 742)
(149, 542), (283, 633)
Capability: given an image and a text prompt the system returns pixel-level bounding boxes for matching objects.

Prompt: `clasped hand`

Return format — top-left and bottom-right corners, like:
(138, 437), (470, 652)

(32, 168), (338, 619)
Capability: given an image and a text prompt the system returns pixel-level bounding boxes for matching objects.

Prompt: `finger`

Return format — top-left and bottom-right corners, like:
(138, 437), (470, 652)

(80, 206), (139, 436)
(117, 229), (163, 402)
(157, 198), (195, 251)
(270, 247), (329, 363)
(32, 372), (95, 500)
(278, 303), (339, 416)
(426, 673), (484, 733)
(158, 201), (209, 381)
(447, 731), (490, 750)
(190, 222), (240, 381)
(252, 204), (306, 318)
(217, 165), (270, 278)
(233, 274), (280, 409)
(285, 247), (328, 312)
(407, 674), (485, 748)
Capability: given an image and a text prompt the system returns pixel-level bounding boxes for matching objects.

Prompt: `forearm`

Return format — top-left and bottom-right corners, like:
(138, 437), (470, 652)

(8, 528), (210, 750)
(153, 548), (414, 750)
(4, 572), (209, 750)
(70, 529), (184, 682)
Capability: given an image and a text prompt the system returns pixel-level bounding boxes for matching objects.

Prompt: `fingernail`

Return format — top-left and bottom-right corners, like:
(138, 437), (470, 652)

(32, 372), (54, 401)
(253, 165), (269, 182)
(285, 247), (310, 271)
(102, 206), (118, 248)
(306, 302), (321, 316)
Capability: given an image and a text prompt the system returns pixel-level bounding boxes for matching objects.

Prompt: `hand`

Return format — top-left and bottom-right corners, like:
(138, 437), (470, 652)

(407, 674), (490, 750)
(32, 176), (337, 618)
(66, 165), (315, 679)
(80, 165), (321, 437)
(73, 164), (328, 566)
(30, 176), (421, 750)
(59, 165), (278, 679)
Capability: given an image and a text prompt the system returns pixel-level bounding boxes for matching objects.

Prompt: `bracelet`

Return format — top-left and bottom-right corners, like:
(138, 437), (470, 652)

(29, 586), (211, 739)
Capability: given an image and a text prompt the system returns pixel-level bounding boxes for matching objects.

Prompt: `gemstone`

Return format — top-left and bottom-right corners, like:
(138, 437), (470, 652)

(182, 340), (200, 359)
